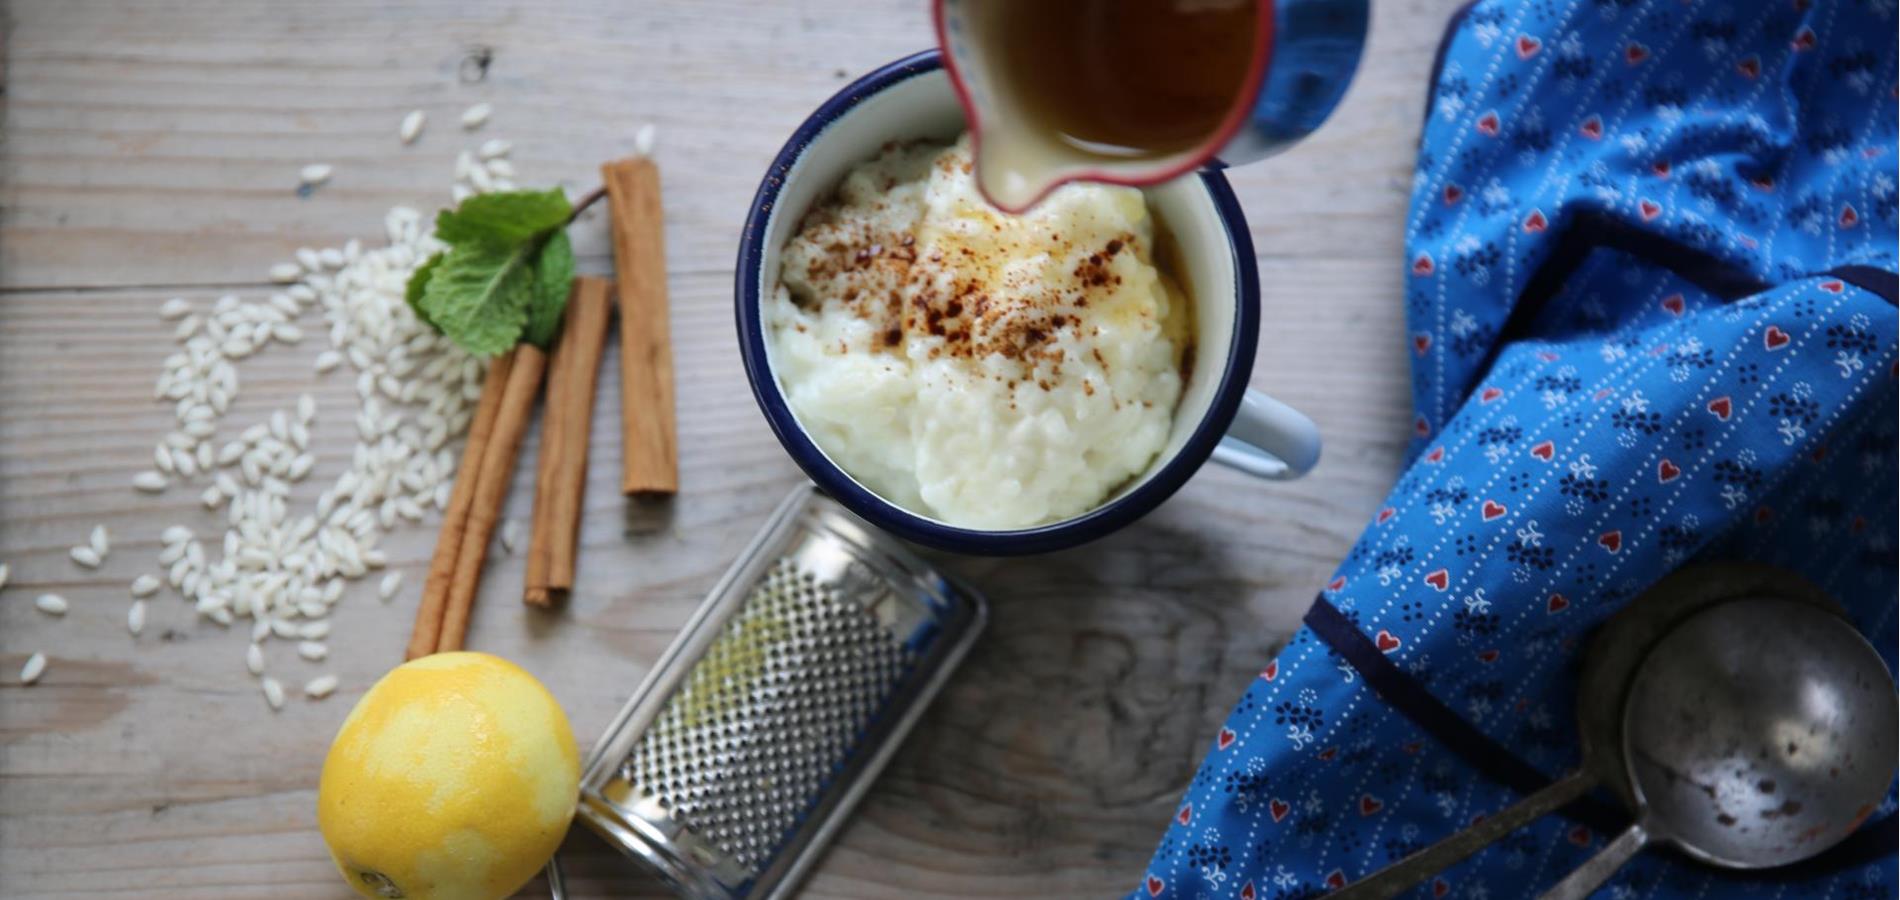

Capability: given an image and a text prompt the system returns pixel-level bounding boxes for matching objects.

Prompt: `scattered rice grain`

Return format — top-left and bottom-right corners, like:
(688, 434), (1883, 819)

(20, 653), (46, 685)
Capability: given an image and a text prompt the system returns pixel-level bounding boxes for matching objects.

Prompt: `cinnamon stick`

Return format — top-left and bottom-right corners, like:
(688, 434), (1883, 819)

(525, 277), (614, 607)
(436, 344), (547, 653)
(522, 305), (572, 607)
(406, 349), (515, 660)
(601, 156), (678, 496)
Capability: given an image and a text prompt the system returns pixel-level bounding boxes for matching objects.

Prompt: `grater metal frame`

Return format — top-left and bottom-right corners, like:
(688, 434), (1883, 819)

(577, 483), (987, 899)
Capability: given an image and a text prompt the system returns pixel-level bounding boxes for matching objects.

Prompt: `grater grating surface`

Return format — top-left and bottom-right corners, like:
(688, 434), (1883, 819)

(576, 485), (986, 900)
(618, 558), (919, 873)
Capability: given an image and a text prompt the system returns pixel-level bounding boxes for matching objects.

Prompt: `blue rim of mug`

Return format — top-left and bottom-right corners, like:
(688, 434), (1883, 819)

(734, 49), (1260, 556)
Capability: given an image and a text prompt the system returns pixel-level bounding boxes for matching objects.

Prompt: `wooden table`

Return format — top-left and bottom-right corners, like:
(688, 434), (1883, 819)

(0, 0), (1463, 895)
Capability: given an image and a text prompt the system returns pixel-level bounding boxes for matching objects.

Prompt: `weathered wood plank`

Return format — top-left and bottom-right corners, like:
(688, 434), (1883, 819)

(0, 0), (1458, 895)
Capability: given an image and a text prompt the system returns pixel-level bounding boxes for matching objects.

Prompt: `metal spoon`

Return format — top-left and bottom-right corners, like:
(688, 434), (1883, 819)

(1334, 563), (1838, 899)
(1540, 597), (1897, 899)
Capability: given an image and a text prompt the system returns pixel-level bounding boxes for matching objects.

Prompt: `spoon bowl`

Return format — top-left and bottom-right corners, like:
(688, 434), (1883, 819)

(1541, 597), (1897, 899)
(1622, 596), (1895, 867)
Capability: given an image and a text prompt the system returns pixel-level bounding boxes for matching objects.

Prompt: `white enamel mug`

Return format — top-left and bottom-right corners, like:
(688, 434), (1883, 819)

(736, 51), (1321, 555)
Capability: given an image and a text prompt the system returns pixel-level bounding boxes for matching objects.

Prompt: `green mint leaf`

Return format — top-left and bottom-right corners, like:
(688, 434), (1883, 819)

(522, 231), (576, 348)
(434, 189), (572, 247)
(405, 252), (445, 332)
(416, 241), (536, 357)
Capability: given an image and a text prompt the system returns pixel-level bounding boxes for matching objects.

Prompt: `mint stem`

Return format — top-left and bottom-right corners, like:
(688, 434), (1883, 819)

(567, 186), (607, 225)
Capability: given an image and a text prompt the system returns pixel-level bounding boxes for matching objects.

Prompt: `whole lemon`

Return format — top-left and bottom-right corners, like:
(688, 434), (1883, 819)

(318, 652), (580, 900)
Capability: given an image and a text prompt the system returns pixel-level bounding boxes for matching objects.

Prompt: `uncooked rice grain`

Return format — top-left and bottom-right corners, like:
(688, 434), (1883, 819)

(460, 102), (491, 129)
(69, 546), (102, 569)
(35, 594), (68, 616)
(299, 164), (333, 186)
(20, 653), (46, 685)
(261, 676), (286, 710)
(304, 674), (339, 699)
(399, 110), (426, 144)
(128, 600), (147, 636)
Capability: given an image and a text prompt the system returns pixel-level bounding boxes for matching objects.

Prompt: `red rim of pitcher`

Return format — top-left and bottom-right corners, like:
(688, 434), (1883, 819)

(931, 0), (1278, 214)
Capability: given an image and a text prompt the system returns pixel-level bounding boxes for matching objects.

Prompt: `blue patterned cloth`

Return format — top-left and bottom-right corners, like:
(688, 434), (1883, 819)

(1136, 1), (1897, 898)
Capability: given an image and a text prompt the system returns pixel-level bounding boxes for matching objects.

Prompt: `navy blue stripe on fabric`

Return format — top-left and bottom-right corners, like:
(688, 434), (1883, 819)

(1826, 264), (1900, 305)
(1303, 597), (1627, 832)
(1304, 598), (1898, 880)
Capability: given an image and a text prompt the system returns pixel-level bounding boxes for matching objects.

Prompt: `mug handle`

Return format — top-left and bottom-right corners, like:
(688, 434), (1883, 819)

(1211, 390), (1321, 480)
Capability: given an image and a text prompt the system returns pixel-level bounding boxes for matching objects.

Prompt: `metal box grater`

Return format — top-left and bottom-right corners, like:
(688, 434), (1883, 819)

(574, 483), (988, 899)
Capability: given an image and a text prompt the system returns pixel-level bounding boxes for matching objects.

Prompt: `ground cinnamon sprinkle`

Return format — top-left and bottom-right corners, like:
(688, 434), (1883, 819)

(765, 136), (1192, 529)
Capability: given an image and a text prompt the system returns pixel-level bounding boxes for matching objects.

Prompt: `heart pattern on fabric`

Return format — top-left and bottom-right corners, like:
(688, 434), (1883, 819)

(1135, 4), (1900, 897)
(1569, 826), (1593, 846)
(1792, 26), (1816, 51)
(1146, 875), (1165, 897)
(1177, 804), (1192, 826)
(1325, 871), (1348, 890)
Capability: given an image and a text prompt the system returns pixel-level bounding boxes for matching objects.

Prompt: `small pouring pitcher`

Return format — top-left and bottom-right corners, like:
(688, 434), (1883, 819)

(934, 0), (1369, 213)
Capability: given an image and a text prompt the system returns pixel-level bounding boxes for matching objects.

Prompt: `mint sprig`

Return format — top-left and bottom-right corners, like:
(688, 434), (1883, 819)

(406, 188), (577, 356)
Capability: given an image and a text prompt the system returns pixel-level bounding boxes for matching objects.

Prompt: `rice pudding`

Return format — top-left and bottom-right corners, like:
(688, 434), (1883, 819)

(767, 135), (1190, 529)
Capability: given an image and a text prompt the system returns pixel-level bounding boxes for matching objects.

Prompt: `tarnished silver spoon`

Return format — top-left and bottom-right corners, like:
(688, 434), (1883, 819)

(1540, 597), (1896, 899)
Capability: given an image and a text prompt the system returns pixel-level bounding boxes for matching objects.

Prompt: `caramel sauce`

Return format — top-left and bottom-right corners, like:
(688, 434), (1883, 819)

(975, 0), (1259, 161)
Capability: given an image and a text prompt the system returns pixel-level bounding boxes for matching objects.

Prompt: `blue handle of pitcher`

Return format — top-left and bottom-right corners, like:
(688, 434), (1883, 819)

(1216, 0), (1372, 167)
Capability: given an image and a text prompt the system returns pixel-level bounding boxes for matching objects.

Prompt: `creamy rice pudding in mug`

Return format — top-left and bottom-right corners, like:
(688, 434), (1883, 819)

(767, 136), (1190, 529)
(737, 51), (1321, 555)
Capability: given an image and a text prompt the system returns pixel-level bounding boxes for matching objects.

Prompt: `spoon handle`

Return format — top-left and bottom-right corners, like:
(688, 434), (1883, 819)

(1333, 769), (1598, 900)
(1539, 823), (1650, 900)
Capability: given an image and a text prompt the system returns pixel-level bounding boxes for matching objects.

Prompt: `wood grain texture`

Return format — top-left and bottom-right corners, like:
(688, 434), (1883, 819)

(0, 0), (1463, 896)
